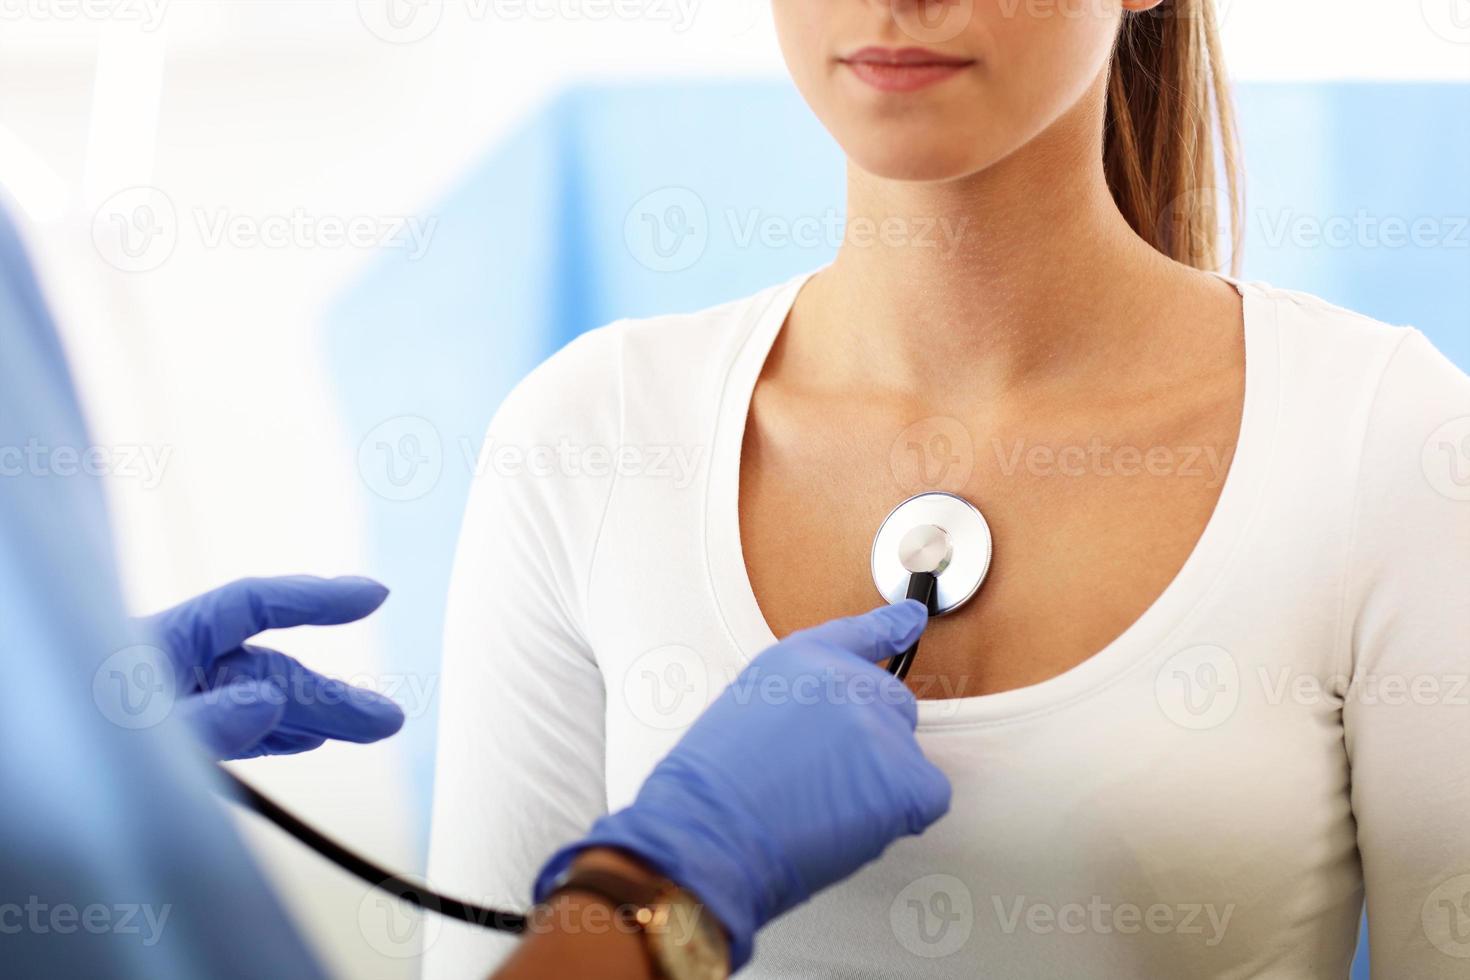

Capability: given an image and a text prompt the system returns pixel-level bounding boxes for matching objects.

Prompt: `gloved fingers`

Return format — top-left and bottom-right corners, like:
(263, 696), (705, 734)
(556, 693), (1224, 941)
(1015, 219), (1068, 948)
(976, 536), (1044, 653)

(252, 732), (329, 757)
(788, 601), (928, 665)
(877, 674), (920, 730)
(210, 645), (406, 744)
(144, 575), (390, 665)
(901, 755), (954, 832)
(177, 678), (286, 761)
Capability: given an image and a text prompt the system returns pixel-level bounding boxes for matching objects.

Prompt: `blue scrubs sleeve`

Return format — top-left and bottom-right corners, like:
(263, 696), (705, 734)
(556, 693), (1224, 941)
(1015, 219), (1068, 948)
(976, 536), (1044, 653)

(0, 206), (328, 979)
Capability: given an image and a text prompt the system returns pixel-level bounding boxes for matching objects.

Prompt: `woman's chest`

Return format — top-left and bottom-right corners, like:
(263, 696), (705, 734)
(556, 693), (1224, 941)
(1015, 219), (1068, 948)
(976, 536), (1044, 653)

(736, 404), (1242, 698)
(748, 699), (1362, 978)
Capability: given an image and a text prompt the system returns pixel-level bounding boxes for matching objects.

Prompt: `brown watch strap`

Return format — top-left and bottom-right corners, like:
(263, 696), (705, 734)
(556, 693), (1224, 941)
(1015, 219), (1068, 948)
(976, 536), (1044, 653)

(549, 867), (667, 920)
(547, 865), (730, 980)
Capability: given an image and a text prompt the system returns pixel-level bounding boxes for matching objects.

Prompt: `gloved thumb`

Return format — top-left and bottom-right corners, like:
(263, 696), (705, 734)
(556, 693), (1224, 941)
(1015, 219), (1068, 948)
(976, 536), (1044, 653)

(796, 600), (929, 665)
(178, 678), (286, 760)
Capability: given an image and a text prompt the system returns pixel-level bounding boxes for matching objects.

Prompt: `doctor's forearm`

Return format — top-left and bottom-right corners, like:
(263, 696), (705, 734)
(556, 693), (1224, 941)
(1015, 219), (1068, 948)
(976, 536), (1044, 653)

(492, 897), (652, 980)
(490, 849), (670, 980)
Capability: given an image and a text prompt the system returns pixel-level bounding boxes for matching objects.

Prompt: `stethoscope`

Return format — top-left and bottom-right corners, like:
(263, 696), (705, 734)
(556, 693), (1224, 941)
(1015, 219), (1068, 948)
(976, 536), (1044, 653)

(219, 490), (992, 929)
(871, 491), (993, 680)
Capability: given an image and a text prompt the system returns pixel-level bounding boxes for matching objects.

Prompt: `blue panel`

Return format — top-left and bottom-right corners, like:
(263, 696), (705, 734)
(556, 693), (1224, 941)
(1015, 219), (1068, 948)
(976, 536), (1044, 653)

(324, 104), (577, 827)
(1235, 83), (1470, 367)
(557, 83), (845, 320)
(325, 86), (1468, 951)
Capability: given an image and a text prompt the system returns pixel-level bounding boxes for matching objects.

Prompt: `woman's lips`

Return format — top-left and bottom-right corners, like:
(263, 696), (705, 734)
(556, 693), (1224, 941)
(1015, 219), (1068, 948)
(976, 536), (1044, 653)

(840, 46), (976, 94)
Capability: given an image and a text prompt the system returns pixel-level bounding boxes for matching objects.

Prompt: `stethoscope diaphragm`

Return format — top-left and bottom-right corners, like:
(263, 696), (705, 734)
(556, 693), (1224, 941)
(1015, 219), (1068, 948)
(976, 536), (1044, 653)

(871, 491), (992, 617)
(871, 491), (992, 681)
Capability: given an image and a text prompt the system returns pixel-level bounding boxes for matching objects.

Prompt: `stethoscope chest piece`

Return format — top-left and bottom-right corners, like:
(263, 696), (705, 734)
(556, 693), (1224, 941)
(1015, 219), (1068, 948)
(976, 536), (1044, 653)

(871, 491), (992, 616)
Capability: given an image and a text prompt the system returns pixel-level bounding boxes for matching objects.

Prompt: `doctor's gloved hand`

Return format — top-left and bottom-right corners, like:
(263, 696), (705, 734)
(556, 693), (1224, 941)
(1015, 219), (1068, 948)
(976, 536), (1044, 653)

(139, 575), (406, 760)
(534, 601), (951, 970)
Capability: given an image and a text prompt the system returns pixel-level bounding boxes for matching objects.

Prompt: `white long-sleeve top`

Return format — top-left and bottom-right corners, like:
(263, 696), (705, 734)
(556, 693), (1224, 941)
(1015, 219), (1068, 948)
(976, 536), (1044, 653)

(425, 272), (1470, 979)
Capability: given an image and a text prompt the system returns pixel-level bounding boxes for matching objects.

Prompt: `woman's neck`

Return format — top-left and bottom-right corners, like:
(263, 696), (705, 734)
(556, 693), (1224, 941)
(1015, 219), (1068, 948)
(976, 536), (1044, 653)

(785, 82), (1190, 404)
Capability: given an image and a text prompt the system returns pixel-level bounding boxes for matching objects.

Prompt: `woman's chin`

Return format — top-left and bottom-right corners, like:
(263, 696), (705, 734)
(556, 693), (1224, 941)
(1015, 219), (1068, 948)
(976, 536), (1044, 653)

(845, 141), (994, 185)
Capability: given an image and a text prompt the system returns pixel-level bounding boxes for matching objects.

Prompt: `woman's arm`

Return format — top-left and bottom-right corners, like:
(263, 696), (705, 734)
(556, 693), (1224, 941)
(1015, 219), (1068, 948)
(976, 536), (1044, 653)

(425, 328), (625, 979)
(1342, 330), (1470, 976)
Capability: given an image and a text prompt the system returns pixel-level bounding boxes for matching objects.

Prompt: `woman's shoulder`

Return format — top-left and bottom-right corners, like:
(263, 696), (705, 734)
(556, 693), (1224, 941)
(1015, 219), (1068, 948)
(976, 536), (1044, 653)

(492, 275), (807, 441)
(1249, 279), (1469, 425)
(1249, 282), (1468, 529)
(1252, 279), (1415, 355)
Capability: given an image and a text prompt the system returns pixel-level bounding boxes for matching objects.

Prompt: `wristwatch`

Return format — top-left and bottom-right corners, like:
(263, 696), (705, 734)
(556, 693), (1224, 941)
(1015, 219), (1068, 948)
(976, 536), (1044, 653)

(544, 864), (730, 980)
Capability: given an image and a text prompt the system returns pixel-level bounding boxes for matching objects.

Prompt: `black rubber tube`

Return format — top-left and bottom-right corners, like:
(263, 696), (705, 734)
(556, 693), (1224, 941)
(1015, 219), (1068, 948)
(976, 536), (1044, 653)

(887, 571), (938, 681)
(215, 765), (527, 933)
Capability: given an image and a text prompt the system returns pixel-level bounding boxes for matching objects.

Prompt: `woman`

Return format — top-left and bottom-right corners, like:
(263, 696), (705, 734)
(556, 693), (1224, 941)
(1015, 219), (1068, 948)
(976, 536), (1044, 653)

(428, 2), (1470, 976)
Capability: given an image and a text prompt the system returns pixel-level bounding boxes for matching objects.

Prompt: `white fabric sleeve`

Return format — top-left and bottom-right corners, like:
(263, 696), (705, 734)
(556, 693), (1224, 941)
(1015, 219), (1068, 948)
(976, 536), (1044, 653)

(423, 326), (624, 980)
(1342, 329), (1470, 977)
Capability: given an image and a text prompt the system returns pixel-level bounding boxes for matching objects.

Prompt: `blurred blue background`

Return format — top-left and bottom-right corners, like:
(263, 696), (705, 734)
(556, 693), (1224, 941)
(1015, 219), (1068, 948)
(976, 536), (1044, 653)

(326, 80), (1469, 979)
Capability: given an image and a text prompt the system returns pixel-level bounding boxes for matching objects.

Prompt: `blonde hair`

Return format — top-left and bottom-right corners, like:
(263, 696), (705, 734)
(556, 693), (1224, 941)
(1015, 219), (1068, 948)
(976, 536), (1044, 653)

(1105, 0), (1242, 274)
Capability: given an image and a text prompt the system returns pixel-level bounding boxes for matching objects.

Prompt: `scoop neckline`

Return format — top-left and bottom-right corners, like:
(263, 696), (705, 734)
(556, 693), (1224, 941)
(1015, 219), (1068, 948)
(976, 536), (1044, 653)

(703, 268), (1281, 729)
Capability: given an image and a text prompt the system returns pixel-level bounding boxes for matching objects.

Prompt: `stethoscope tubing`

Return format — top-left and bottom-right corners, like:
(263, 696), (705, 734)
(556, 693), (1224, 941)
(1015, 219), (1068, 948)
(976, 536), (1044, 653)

(215, 765), (527, 933)
(886, 570), (938, 681)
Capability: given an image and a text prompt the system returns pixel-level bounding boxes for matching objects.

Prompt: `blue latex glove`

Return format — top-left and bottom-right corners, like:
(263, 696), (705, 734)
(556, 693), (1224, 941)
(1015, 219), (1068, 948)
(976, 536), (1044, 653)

(534, 600), (951, 969)
(140, 575), (406, 760)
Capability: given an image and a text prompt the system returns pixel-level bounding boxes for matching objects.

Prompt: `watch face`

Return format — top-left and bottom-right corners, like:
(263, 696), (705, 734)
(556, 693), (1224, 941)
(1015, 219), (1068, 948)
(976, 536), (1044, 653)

(649, 895), (729, 980)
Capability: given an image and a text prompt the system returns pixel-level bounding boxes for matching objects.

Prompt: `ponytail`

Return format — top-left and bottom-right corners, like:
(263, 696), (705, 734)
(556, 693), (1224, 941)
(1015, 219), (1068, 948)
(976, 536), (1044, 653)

(1105, 0), (1242, 274)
